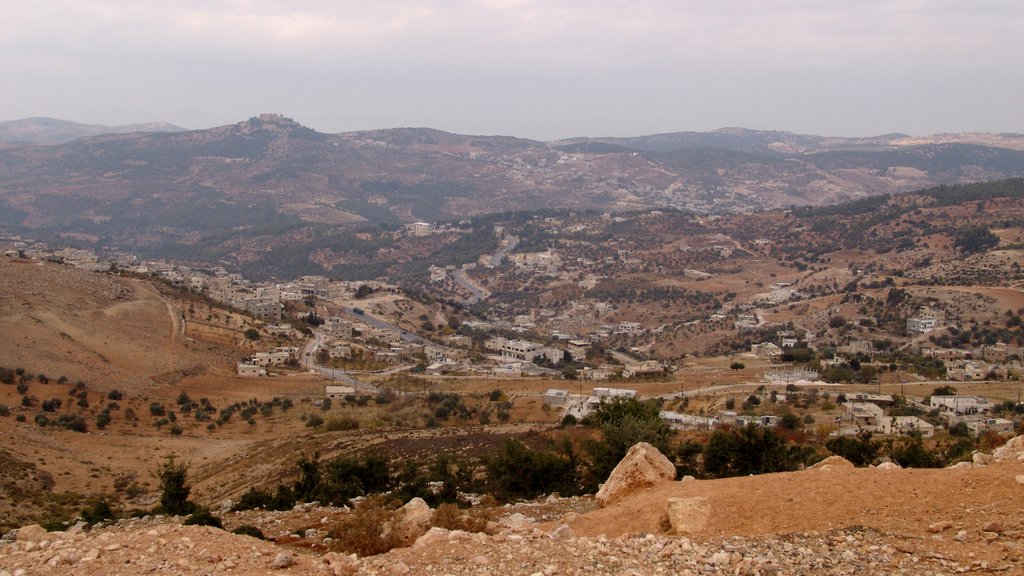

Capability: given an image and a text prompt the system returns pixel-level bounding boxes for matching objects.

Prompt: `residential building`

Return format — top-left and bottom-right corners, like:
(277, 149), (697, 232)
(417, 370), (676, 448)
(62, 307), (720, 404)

(930, 395), (995, 415)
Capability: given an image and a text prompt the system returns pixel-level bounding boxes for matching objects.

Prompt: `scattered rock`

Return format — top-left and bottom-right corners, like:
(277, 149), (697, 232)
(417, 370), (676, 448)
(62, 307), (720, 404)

(665, 497), (711, 535)
(270, 552), (294, 569)
(15, 525), (48, 543)
(982, 521), (1004, 533)
(548, 524), (575, 540)
(498, 513), (535, 531)
(972, 452), (993, 466)
(928, 521), (954, 533)
(413, 527), (451, 548)
(595, 442), (676, 507)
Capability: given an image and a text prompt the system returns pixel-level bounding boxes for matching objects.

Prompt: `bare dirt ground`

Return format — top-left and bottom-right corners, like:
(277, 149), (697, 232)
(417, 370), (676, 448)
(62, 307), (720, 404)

(3, 453), (1023, 575)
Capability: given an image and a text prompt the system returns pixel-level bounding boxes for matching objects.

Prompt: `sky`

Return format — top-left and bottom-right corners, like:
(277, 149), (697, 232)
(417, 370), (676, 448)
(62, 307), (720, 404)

(2, 0), (1023, 140)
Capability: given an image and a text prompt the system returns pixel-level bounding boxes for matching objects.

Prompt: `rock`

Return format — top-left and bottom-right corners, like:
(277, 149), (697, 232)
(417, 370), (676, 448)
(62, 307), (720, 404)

(413, 527), (452, 548)
(498, 513), (534, 531)
(549, 524), (575, 540)
(15, 525), (49, 543)
(681, 475), (697, 482)
(81, 548), (100, 562)
(595, 442), (676, 507)
(1015, 474), (1024, 485)
(992, 434), (1024, 461)
(711, 551), (731, 565)
(271, 552), (295, 569)
(982, 521), (1004, 533)
(972, 452), (993, 466)
(323, 552), (359, 575)
(928, 521), (954, 533)
(389, 497), (434, 545)
(389, 561), (410, 575)
(808, 456), (855, 471)
(876, 461), (902, 470)
(219, 499), (234, 513)
(665, 497), (711, 535)
(947, 461), (974, 470)
(953, 530), (969, 542)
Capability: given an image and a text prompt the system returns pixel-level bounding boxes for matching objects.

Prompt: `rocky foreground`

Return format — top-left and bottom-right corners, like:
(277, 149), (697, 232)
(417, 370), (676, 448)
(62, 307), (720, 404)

(4, 439), (1024, 575)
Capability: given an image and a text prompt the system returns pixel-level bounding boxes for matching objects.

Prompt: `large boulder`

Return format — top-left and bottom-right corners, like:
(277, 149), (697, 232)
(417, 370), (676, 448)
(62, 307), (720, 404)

(993, 435), (1024, 461)
(387, 498), (434, 545)
(595, 442), (676, 508)
(665, 497), (710, 535)
(808, 455), (854, 471)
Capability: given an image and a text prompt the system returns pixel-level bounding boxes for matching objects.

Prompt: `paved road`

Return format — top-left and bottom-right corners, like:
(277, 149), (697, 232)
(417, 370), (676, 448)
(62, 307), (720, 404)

(339, 307), (426, 343)
(488, 235), (518, 267)
(301, 331), (379, 392)
(451, 269), (487, 305)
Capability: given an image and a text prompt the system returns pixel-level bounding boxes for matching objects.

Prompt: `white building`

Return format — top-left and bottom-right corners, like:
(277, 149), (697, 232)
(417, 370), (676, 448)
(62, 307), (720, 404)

(930, 395), (995, 415)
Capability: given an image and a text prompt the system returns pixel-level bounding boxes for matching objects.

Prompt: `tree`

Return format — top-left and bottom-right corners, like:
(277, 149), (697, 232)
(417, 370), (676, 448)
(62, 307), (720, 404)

(244, 328), (260, 341)
(355, 285), (374, 299)
(155, 455), (194, 515)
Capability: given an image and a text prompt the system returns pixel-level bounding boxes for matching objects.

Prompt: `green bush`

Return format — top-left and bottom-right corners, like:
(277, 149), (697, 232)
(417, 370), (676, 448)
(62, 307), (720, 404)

(231, 525), (266, 539)
(183, 508), (222, 528)
(155, 456), (194, 516)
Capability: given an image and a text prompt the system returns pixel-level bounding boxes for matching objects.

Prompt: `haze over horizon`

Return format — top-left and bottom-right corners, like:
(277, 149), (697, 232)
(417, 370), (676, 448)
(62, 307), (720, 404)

(4, 1), (1023, 141)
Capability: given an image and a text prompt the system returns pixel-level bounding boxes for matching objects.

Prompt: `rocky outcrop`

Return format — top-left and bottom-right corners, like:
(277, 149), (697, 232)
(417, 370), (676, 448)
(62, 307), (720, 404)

(665, 497), (710, 535)
(993, 435), (1024, 461)
(387, 498), (434, 546)
(808, 455), (855, 471)
(595, 442), (676, 508)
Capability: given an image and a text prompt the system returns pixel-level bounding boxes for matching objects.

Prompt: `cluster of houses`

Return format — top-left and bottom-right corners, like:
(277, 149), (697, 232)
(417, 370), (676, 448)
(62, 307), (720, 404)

(237, 347), (300, 377)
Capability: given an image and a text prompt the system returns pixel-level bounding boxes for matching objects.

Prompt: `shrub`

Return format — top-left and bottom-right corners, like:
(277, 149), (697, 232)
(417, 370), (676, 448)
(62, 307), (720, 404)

(169, 424), (184, 436)
(305, 414), (325, 428)
(560, 414), (577, 427)
(81, 499), (115, 525)
(231, 525), (266, 539)
(96, 411), (111, 430)
(825, 431), (880, 466)
(149, 403), (165, 417)
(324, 417), (360, 431)
(327, 497), (403, 557)
(0, 405), (8, 417)
(107, 390), (123, 401)
(431, 503), (490, 533)
(155, 456), (194, 516)
(183, 507), (222, 528)
(486, 439), (578, 501)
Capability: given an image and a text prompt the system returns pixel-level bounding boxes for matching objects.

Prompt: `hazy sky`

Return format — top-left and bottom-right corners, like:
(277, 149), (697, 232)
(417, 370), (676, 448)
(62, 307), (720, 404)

(3, 1), (1022, 140)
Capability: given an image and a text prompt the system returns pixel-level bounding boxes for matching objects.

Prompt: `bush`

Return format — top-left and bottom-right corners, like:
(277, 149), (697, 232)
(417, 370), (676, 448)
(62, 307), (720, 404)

(324, 417), (360, 431)
(183, 507), (222, 528)
(0, 405), (8, 417)
(231, 525), (266, 539)
(327, 497), (403, 557)
(559, 414), (577, 427)
(305, 414), (325, 428)
(155, 456), (194, 516)
(81, 499), (115, 525)
(169, 424), (184, 436)
(431, 502), (490, 533)
(825, 431), (880, 466)
(486, 439), (578, 501)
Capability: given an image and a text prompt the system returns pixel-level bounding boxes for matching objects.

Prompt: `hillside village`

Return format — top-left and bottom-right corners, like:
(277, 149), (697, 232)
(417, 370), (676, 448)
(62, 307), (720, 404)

(3, 182), (1023, 447)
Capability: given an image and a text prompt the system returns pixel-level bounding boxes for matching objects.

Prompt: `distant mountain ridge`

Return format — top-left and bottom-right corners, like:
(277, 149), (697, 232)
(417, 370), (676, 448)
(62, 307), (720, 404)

(2, 113), (1024, 263)
(0, 117), (187, 145)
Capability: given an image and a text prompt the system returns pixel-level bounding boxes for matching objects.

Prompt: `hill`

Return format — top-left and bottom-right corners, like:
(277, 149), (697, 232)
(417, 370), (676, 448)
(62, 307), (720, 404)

(0, 117), (186, 145)
(3, 116), (1024, 268)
